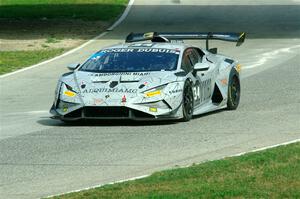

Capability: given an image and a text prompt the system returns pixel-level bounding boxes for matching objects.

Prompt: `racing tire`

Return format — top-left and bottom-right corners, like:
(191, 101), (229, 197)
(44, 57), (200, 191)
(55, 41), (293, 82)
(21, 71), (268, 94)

(227, 75), (240, 110)
(181, 81), (194, 122)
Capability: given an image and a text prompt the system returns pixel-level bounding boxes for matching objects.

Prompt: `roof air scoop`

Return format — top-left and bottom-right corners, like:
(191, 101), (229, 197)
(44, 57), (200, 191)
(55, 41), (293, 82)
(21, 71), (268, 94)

(126, 32), (170, 43)
(151, 36), (169, 43)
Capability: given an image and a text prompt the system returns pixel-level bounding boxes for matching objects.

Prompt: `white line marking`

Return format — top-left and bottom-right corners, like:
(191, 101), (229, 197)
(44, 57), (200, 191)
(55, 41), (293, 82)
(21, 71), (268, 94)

(0, 0), (135, 79)
(46, 138), (300, 198)
(230, 138), (300, 157)
(243, 45), (300, 70)
(2, 110), (49, 116)
(45, 174), (150, 199)
(107, 0), (135, 31)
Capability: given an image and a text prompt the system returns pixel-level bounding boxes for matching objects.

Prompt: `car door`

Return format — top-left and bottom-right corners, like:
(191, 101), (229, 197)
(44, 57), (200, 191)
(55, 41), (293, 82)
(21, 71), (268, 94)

(188, 48), (213, 108)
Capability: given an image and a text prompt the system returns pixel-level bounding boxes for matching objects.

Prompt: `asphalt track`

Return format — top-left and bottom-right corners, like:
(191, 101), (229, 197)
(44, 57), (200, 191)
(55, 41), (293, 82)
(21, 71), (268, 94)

(0, 0), (300, 198)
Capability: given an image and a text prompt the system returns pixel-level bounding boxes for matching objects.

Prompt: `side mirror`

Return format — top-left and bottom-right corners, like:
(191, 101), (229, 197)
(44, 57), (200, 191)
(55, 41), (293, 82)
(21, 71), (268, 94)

(194, 63), (209, 72)
(67, 63), (80, 71)
(209, 48), (218, 54)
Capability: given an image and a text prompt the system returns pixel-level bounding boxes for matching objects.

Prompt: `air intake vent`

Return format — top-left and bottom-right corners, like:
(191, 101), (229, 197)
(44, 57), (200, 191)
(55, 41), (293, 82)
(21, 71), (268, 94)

(212, 84), (223, 104)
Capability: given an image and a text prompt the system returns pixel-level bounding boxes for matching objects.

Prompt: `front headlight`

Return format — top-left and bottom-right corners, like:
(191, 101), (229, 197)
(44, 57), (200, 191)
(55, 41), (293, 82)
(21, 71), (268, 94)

(143, 84), (167, 98)
(62, 83), (77, 97)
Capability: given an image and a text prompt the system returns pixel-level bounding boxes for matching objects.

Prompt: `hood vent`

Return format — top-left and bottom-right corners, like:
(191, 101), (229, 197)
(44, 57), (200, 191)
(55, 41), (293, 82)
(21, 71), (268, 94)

(109, 81), (119, 88)
(120, 80), (140, 83)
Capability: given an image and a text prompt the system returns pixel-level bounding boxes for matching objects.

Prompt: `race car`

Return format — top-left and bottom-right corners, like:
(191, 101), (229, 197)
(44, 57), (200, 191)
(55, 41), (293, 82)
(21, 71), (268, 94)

(50, 32), (245, 122)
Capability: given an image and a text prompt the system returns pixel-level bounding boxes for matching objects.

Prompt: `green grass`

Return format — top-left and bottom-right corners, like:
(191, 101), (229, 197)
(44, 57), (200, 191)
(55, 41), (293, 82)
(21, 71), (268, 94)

(0, 0), (128, 21)
(0, 0), (129, 75)
(0, 49), (65, 75)
(52, 142), (300, 199)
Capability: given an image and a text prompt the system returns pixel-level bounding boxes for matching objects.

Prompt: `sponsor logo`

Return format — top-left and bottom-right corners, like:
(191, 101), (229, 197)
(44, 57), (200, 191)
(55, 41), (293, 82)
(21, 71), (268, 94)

(80, 81), (86, 89)
(99, 48), (178, 54)
(82, 88), (137, 94)
(93, 98), (103, 105)
(220, 78), (228, 85)
(92, 72), (150, 77)
(121, 95), (126, 103)
(169, 89), (182, 94)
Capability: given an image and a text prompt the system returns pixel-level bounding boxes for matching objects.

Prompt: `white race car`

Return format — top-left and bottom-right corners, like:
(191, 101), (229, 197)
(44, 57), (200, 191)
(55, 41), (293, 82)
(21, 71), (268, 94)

(50, 32), (245, 122)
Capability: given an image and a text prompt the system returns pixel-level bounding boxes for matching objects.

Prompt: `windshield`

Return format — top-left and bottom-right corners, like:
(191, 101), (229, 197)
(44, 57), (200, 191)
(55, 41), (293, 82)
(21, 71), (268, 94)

(79, 48), (179, 72)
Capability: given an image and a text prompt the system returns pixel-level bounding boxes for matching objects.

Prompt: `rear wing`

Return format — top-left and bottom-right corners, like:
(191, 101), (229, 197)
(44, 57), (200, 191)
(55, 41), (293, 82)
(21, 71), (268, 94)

(125, 32), (246, 50)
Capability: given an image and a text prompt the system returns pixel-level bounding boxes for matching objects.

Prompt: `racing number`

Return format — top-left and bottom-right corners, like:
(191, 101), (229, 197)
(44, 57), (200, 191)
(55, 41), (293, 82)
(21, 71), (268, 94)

(193, 79), (211, 104)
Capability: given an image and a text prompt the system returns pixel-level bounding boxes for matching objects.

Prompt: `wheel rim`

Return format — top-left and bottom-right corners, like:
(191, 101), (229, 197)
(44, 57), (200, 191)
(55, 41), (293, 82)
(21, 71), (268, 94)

(230, 77), (240, 105)
(184, 86), (193, 116)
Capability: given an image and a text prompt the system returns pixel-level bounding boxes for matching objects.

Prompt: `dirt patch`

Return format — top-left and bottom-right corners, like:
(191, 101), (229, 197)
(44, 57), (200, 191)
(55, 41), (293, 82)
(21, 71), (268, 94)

(0, 19), (110, 51)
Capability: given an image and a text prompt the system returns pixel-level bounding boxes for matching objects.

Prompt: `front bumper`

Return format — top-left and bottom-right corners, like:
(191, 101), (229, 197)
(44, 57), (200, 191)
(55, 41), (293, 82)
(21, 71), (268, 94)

(50, 104), (181, 121)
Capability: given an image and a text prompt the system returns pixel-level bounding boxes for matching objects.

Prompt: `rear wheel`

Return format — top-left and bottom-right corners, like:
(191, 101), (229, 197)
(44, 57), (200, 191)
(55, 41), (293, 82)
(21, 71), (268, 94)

(182, 81), (194, 122)
(227, 75), (240, 110)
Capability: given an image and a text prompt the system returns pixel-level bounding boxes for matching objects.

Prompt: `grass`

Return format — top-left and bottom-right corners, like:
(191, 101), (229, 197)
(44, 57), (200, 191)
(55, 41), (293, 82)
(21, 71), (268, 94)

(52, 142), (300, 199)
(0, 0), (128, 75)
(46, 36), (60, 44)
(0, 49), (65, 75)
(0, 0), (128, 21)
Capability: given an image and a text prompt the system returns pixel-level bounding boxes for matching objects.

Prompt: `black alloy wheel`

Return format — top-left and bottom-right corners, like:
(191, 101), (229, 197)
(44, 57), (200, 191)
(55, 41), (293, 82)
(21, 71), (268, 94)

(227, 75), (240, 110)
(182, 81), (194, 121)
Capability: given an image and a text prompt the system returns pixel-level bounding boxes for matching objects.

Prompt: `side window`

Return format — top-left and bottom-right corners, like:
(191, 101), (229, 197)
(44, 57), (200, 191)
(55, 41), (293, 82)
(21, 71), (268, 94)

(189, 49), (202, 65)
(181, 49), (193, 73)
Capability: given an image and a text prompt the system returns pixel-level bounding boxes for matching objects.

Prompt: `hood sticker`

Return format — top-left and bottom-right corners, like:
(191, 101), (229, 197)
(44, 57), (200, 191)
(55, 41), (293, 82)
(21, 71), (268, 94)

(82, 88), (137, 94)
(92, 72), (151, 77)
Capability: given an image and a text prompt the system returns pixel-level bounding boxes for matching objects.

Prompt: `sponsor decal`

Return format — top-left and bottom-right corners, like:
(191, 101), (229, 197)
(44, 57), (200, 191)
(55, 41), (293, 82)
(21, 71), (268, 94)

(136, 48), (177, 54)
(92, 72), (150, 77)
(101, 48), (135, 53)
(89, 52), (105, 61)
(98, 48), (178, 54)
(129, 43), (154, 47)
(220, 78), (228, 85)
(169, 89), (183, 94)
(149, 107), (157, 112)
(93, 98), (103, 105)
(80, 81), (86, 89)
(121, 95), (127, 103)
(64, 90), (76, 97)
(82, 88), (137, 94)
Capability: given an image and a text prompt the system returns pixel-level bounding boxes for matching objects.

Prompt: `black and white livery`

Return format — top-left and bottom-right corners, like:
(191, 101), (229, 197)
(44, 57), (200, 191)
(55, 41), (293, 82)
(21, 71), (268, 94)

(50, 32), (245, 122)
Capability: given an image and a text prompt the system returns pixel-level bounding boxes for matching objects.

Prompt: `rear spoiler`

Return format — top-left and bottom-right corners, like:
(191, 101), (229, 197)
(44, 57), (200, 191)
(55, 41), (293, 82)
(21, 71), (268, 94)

(125, 32), (246, 50)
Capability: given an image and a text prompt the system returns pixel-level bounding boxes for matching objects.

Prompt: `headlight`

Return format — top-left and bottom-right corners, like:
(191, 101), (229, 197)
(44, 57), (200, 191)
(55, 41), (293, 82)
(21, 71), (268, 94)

(143, 84), (167, 98)
(145, 90), (161, 97)
(64, 90), (76, 97)
(63, 83), (77, 97)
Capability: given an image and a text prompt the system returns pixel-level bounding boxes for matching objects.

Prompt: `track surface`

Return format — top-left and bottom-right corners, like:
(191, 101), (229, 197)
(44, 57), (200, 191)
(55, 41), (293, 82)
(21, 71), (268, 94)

(0, 0), (300, 198)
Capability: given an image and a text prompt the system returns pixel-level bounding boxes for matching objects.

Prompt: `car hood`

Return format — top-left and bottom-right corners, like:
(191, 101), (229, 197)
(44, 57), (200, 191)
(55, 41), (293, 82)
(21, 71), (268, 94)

(62, 71), (180, 106)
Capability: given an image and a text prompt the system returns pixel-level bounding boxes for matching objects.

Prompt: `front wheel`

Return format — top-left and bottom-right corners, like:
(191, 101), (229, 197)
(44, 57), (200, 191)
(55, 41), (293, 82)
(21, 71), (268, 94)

(227, 75), (241, 110)
(181, 81), (194, 122)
